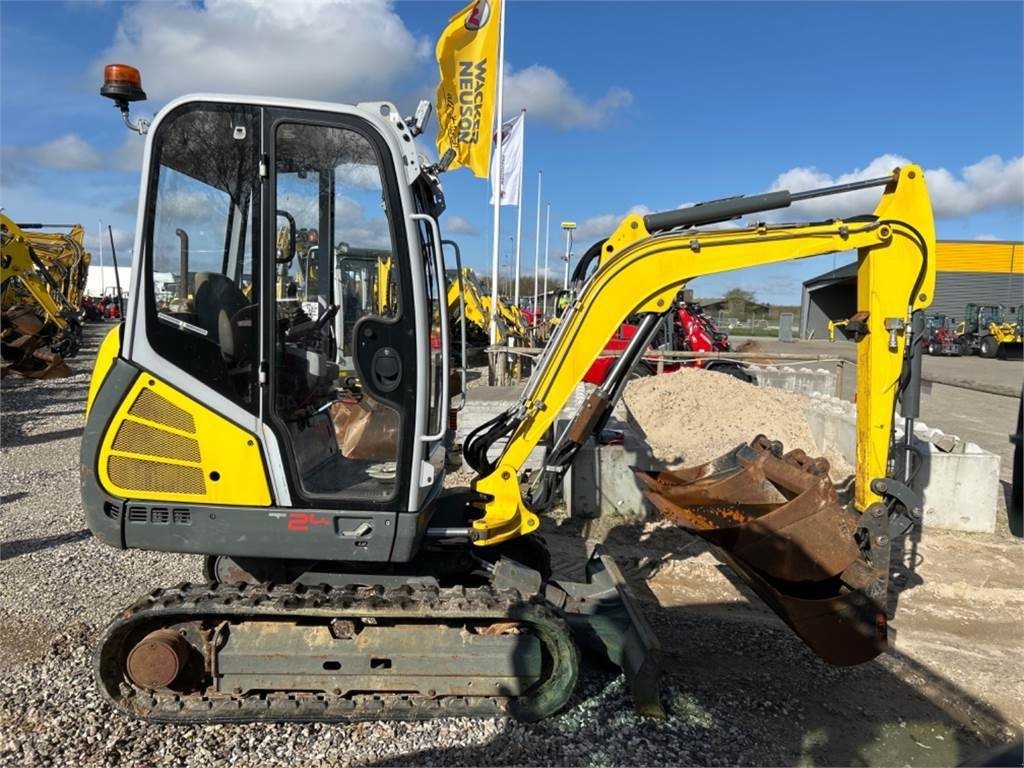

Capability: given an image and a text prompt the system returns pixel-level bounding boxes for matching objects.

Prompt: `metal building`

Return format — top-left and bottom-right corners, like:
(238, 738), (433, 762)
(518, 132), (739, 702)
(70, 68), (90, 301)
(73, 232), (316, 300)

(800, 240), (1024, 339)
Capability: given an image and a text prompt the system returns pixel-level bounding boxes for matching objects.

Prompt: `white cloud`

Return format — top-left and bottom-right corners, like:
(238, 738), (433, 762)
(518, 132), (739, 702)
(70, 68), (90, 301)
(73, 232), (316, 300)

(926, 155), (1024, 217)
(85, 226), (134, 256)
(974, 233), (1000, 241)
(95, 0), (426, 104)
(160, 189), (223, 221)
(0, 146), (36, 189)
(764, 154), (1024, 221)
(504, 65), (632, 129)
(574, 204), (650, 240)
(26, 134), (102, 170)
(444, 215), (478, 235)
(111, 133), (146, 172)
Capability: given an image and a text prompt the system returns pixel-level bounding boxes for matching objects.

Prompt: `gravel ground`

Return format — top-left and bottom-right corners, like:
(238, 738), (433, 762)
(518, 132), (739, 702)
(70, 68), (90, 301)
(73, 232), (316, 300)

(1, 324), (1019, 766)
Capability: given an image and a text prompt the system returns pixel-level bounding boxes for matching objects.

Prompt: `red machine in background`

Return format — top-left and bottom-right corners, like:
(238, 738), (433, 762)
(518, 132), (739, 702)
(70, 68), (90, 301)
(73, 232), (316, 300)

(924, 314), (962, 356)
(583, 294), (751, 384)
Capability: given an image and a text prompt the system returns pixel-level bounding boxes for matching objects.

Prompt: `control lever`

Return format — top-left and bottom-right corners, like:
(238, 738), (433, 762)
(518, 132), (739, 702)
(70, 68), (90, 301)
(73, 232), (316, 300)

(285, 304), (339, 341)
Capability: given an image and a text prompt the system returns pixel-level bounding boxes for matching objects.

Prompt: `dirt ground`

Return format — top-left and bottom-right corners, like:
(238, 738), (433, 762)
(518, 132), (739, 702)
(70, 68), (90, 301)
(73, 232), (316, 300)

(543, 511), (1023, 767)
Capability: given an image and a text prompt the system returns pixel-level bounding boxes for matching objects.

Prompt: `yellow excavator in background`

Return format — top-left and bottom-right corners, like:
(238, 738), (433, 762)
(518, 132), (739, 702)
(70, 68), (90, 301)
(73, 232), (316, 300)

(82, 65), (935, 723)
(1, 214), (90, 378)
(446, 266), (528, 346)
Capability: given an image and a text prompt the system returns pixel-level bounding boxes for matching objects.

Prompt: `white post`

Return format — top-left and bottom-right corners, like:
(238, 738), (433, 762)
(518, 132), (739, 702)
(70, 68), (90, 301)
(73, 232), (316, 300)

(542, 203), (550, 317)
(562, 228), (572, 289)
(98, 220), (105, 296)
(532, 171), (542, 316)
(512, 109), (525, 309)
(487, 0), (507, 345)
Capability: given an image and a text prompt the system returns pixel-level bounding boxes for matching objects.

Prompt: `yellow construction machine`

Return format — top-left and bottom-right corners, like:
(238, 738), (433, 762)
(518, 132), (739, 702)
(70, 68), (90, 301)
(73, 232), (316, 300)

(83, 64), (936, 723)
(956, 303), (1023, 358)
(446, 266), (528, 346)
(1, 214), (90, 378)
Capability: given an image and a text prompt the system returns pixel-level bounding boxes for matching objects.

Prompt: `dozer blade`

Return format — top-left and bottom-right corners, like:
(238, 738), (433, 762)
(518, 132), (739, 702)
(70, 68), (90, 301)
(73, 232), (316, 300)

(636, 435), (889, 666)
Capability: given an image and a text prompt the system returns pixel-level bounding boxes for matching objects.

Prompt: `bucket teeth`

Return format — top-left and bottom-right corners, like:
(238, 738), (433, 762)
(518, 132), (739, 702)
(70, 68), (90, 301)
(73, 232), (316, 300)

(636, 435), (888, 666)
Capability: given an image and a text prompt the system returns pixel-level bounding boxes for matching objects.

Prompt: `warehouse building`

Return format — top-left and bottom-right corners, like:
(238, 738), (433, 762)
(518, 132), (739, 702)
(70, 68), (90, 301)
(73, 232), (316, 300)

(800, 240), (1024, 339)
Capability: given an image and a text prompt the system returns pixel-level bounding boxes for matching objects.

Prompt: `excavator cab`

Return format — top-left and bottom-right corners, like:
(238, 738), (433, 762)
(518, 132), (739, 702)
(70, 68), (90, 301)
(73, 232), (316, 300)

(85, 93), (453, 559)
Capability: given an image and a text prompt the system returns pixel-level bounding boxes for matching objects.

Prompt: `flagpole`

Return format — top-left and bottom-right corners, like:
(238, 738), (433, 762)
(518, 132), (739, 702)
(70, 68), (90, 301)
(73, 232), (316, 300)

(532, 170), (542, 317)
(512, 109), (525, 309)
(487, 0), (507, 345)
(99, 220), (105, 296)
(542, 203), (550, 318)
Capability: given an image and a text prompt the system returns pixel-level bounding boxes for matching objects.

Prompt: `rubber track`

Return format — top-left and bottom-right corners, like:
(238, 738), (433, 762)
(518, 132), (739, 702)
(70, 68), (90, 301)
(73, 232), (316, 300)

(94, 581), (579, 723)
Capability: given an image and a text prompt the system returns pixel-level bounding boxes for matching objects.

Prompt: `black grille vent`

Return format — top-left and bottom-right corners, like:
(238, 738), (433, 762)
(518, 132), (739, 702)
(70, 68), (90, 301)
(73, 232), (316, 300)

(103, 503), (122, 521)
(172, 509), (192, 525)
(151, 508), (171, 524)
(127, 506), (148, 523)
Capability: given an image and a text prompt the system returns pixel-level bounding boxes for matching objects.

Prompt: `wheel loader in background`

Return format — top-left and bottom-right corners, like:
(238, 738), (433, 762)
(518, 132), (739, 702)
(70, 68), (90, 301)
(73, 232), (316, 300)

(82, 63), (936, 723)
(1, 215), (90, 378)
(956, 303), (1022, 358)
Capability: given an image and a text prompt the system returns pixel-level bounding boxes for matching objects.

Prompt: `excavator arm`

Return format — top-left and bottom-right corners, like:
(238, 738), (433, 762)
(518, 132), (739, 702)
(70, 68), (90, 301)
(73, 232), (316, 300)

(469, 164), (934, 542)
(462, 164), (934, 668)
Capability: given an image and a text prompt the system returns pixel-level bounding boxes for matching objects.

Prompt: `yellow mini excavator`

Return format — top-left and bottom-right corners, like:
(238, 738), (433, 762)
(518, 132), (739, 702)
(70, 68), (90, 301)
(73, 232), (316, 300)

(1, 215), (90, 378)
(83, 64), (936, 723)
(446, 266), (529, 346)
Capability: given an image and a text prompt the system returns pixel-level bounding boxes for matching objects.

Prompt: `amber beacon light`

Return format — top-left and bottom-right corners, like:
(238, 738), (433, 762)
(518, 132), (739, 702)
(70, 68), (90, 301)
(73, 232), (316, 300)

(100, 63), (149, 134)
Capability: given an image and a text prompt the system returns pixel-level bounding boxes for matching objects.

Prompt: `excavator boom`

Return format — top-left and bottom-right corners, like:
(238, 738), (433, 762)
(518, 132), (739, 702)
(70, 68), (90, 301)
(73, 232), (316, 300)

(466, 166), (935, 664)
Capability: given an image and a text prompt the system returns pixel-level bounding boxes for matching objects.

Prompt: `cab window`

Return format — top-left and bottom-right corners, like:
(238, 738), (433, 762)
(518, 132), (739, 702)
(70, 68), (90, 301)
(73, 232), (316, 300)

(145, 104), (260, 412)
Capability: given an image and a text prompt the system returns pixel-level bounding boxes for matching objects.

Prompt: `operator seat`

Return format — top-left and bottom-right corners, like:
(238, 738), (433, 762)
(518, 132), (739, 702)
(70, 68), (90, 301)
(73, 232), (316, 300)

(193, 272), (251, 365)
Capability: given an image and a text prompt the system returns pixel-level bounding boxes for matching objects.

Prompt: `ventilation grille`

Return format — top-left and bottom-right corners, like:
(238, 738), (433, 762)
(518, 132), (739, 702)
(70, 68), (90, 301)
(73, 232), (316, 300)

(112, 419), (201, 463)
(125, 505), (193, 525)
(128, 388), (196, 433)
(172, 509), (192, 525)
(151, 508), (171, 524)
(108, 455), (207, 495)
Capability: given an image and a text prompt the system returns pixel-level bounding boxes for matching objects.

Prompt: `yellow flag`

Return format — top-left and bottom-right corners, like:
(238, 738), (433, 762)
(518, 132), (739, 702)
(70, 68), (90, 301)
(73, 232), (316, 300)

(435, 0), (501, 178)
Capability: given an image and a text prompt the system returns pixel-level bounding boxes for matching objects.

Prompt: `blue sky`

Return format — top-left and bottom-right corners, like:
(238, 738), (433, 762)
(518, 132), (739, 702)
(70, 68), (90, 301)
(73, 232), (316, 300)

(2, 0), (1022, 303)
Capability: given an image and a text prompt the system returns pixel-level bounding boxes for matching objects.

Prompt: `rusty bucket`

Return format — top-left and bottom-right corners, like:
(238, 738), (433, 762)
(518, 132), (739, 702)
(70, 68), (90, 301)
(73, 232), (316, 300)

(636, 435), (889, 666)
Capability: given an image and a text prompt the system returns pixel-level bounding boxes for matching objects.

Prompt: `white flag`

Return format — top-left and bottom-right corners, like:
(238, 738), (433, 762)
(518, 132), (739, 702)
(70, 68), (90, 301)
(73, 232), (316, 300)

(489, 112), (524, 206)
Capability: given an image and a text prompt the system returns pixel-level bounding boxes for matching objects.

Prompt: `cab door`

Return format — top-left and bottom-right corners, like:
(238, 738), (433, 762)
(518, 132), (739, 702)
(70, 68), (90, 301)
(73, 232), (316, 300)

(263, 108), (427, 511)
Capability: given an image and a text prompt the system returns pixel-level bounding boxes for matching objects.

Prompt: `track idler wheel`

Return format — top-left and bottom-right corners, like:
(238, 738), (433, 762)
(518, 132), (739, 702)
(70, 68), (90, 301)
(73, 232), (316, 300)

(126, 629), (193, 690)
(636, 435), (889, 666)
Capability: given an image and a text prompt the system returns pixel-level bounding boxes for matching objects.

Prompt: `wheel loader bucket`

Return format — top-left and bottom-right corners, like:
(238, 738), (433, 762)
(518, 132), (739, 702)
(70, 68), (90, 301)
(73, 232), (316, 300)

(635, 435), (889, 666)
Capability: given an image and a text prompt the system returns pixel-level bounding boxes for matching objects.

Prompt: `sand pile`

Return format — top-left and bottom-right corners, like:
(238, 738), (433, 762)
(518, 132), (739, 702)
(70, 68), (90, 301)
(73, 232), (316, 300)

(622, 366), (852, 479)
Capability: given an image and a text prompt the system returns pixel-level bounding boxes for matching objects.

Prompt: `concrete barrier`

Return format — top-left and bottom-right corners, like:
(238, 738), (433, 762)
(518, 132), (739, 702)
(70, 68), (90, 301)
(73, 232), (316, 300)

(565, 390), (1002, 534)
(747, 364), (837, 397)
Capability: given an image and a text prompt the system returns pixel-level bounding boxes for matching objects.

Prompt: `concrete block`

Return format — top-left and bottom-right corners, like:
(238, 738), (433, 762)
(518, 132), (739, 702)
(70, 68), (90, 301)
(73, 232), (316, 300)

(748, 365), (836, 398)
(563, 431), (653, 520)
(894, 423), (1000, 534)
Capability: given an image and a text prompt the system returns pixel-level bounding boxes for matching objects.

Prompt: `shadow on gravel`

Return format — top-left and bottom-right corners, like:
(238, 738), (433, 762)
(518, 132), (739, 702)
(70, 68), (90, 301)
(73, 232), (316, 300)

(0, 491), (29, 505)
(357, 595), (1015, 767)
(1, 529), (91, 560)
(421, 513), (1017, 767)
(1, 423), (84, 448)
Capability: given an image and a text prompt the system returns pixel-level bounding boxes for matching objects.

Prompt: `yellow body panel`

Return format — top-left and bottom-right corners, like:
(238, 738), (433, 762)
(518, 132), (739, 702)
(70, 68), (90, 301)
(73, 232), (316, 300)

(85, 327), (121, 420)
(472, 166), (935, 544)
(935, 241), (1022, 274)
(98, 374), (271, 506)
